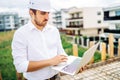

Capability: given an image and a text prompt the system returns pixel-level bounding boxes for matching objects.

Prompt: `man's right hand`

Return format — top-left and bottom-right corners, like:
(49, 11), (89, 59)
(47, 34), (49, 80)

(49, 55), (68, 66)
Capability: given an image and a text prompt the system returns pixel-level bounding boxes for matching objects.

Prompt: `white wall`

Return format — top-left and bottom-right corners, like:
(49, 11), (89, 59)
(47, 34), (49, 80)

(83, 7), (106, 29)
(61, 11), (69, 29)
(80, 29), (98, 36)
(10, 16), (15, 29)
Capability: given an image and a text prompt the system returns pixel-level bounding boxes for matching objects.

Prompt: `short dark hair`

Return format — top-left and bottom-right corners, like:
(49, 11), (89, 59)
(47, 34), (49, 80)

(30, 8), (37, 15)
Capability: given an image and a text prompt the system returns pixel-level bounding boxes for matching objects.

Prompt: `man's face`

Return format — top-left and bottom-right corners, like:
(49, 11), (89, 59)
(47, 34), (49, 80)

(33, 10), (49, 28)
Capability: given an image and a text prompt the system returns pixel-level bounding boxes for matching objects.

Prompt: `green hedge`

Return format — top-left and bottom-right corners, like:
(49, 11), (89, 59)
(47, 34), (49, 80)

(61, 35), (101, 62)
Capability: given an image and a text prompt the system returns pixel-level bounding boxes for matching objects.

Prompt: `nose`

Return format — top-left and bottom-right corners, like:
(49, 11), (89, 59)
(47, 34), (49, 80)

(45, 12), (49, 20)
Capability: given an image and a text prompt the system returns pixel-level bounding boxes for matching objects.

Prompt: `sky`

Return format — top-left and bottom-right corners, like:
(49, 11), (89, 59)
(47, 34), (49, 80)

(0, 0), (120, 17)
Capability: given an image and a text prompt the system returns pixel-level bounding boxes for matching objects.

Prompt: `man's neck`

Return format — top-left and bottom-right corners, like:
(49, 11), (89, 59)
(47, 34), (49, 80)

(31, 20), (44, 31)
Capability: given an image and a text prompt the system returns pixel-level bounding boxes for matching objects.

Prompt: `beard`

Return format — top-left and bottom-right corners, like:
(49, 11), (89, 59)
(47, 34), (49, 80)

(34, 17), (48, 27)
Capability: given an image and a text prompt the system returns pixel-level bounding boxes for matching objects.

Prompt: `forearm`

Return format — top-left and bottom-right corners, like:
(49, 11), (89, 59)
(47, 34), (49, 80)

(27, 55), (67, 72)
(27, 59), (52, 72)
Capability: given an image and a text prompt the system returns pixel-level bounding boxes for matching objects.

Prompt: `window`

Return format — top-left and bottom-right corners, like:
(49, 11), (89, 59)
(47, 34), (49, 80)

(70, 22), (72, 26)
(6, 25), (10, 27)
(77, 21), (80, 25)
(76, 13), (79, 18)
(116, 24), (120, 30)
(78, 30), (80, 35)
(116, 10), (120, 16)
(71, 14), (74, 18)
(72, 22), (75, 25)
(5, 21), (10, 23)
(97, 12), (101, 15)
(70, 22), (75, 26)
(98, 28), (101, 34)
(0, 21), (2, 24)
(15, 24), (18, 27)
(5, 16), (9, 19)
(97, 20), (101, 24)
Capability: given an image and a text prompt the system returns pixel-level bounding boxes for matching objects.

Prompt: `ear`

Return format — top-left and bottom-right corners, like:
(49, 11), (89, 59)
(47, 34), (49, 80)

(29, 10), (35, 20)
(29, 10), (34, 17)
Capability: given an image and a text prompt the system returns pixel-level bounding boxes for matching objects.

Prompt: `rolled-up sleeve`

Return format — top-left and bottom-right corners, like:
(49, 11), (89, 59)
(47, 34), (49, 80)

(12, 31), (29, 73)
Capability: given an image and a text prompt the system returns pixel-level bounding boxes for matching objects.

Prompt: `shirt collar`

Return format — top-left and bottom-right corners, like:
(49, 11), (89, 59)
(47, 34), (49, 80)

(28, 20), (51, 31)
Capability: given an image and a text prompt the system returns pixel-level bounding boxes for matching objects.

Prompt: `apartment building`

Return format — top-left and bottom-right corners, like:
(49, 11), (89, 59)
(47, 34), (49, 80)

(66, 7), (108, 37)
(102, 4), (120, 50)
(0, 12), (19, 31)
(19, 17), (29, 27)
(103, 4), (120, 31)
(51, 8), (72, 29)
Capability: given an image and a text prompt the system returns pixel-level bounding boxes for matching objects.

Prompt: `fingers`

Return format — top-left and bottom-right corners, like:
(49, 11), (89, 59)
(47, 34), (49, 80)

(59, 55), (68, 62)
(50, 55), (68, 66)
(59, 55), (67, 57)
(79, 65), (88, 73)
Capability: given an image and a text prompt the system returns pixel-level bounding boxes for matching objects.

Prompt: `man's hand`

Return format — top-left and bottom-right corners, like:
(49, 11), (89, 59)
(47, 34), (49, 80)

(79, 65), (88, 72)
(49, 55), (68, 66)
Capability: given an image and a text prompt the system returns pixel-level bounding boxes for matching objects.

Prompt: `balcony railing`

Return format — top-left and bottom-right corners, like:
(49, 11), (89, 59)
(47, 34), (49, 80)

(104, 29), (120, 34)
(66, 32), (75, 35)
(66, 25), (83, 28)
(104, 16), (120, 21)
(66, 33), (82, 36)
(67, 17), (83, 20)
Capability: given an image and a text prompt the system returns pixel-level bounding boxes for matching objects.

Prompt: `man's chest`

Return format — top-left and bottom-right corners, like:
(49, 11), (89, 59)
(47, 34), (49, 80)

(26, 31), (58, 51)
(26, 31), (58, 60)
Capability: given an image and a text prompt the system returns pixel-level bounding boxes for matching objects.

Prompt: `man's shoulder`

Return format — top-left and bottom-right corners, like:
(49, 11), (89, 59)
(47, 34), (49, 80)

(15, 23), (29, 35)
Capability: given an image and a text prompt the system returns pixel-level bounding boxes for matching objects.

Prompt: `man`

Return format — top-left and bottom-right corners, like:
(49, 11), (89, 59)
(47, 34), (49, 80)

(12, 0), (67, 80)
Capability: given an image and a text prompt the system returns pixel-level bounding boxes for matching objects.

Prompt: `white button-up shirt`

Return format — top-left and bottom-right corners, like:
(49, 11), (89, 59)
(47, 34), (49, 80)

(12, 21), (67, 80)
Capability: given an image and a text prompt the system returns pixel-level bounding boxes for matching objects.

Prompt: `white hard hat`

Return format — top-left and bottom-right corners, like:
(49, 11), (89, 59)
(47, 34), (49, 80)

(28, 0), (51, 12)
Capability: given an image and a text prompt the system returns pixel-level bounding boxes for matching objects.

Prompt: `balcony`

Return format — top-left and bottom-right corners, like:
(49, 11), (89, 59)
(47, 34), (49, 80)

(65, 29), (82, 36)
(104, 29), (120, 34)
(66, 25), (83, 28)
(104, 16), (120, 21)
(66, 33), (75, 36)
(67, 17), (83, 20)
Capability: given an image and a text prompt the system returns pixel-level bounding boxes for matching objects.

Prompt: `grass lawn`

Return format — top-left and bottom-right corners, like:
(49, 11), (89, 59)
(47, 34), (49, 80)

(0, 31), (17, 80)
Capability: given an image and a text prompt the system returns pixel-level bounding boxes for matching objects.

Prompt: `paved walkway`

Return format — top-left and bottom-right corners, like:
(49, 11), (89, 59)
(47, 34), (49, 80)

(60, 58), (120, 80)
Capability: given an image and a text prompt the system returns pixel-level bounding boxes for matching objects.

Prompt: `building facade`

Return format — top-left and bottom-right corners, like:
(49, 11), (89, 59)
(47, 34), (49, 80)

(63, 7), (108, 46)
(0, 12), (19, 31)
(19, 17), (29, 27)
(66, 7), (108, 37)
(102, 4), (120, 51)
(51, 8), (71, 29)
(104, 5), (120, 30)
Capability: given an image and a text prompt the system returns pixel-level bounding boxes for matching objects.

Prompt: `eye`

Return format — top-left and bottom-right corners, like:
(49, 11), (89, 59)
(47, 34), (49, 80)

(40, 11), (46, 15)
(40, 11), (49, 15)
